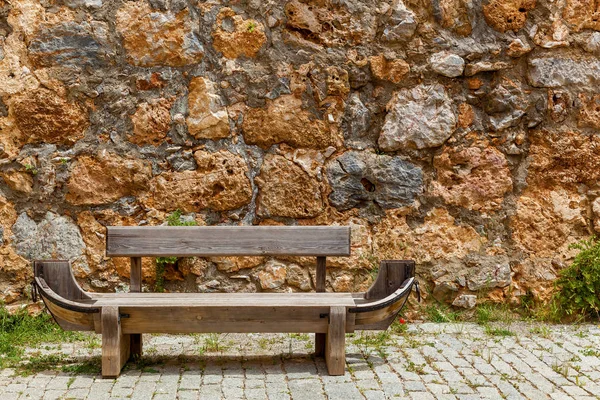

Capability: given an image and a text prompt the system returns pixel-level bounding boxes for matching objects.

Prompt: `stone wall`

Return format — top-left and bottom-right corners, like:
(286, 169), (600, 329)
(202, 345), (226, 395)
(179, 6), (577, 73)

(1, 0), (599, 308)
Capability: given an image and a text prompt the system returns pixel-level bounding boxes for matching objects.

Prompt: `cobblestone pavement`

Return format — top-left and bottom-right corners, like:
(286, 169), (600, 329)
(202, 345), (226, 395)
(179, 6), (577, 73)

(1, 322), (600, 399)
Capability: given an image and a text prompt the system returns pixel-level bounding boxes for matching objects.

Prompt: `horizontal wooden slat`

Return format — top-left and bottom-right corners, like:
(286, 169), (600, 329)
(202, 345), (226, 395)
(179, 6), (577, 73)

(87, 293), (356, 307)
(106, 226), (351, 257)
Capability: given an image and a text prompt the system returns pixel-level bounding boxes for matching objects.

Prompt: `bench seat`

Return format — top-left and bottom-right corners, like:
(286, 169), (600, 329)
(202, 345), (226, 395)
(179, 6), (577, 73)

(32, 226), (417, 377)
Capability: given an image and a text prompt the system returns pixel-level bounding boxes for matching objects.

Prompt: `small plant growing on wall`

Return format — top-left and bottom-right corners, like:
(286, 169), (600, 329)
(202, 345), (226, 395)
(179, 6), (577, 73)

(554, 237), (600, 321)
(155, 210), (197, 292)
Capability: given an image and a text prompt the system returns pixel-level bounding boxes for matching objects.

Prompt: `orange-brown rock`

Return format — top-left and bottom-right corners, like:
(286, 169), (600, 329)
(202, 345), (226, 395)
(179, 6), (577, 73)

(457, 103), (475, 128)
(483, 0), (536, 33)
(0, 195), (17, 236)
(285, 0), (322, 35)
(593, 197), (600, 232)
(147, 150), (252, 212)
(66, 151), (152, 206)
(187, 77), (230, 140)
(257, 260), (287, 290)
(210, 256), (265, 273)
(511, 188), (586, 257)
(432, 144), (513, 211)
(578, 93), (600, 129)
(373, 208), (484, 264)
(1, 172), (33, 194)
(12, 88), (88, 146)
(129, 99), (172, 146)
(256, 154), (324, 219)
(369, 54), (410, 84)
(527, 130), (600, 189)
(242, 95), (335, 149)
(113, 256), (155, 283)
(434, 0), (472, 36)
(116, 1), (204, 67)
(0, 245), (30, 303)
(563, 0), (600, 32)
(212, 8), (266, 59)
(77, 211), (110, 273)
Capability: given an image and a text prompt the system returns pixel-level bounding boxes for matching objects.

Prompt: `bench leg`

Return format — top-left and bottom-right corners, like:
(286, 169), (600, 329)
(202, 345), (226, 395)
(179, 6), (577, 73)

(131, 334), (142, 359)
(325, 306), (346, 376)
(315, 333), (326, 356)
(102, 306), (130, 378)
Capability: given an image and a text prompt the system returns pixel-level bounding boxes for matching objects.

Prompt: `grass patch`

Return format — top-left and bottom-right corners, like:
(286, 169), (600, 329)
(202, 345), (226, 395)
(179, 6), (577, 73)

(424, 304), (460, 323)
(483, 325), (514, 337)
(0, 305), (87, 370)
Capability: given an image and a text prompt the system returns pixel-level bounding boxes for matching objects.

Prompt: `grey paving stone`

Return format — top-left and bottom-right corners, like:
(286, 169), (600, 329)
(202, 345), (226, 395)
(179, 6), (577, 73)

(288, 378), (326, 400)
(324, 382), (364, 400)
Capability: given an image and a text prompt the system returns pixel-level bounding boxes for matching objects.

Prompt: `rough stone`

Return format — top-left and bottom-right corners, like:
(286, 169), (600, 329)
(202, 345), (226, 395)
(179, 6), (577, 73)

(528, 56), (600, 88)
(242, 95), (334, 149)
(129, 99), (172, 146)
(285, 0), (321, 35)
(147, 150), (252, 212)
(12, 88), (88, 146)
(116, 0), (203, 67)
(212, 8), (266, 59)
(507, 38), (532, 57)
(510, 188), (584, 256)
(28, 21), (111, 68)
(577, 93), (600, 129)
(432, 144), (513, 212)
(464, 61), (510, 77)
(483, 0), (536, 33)
(342, 93), (372, 148)
(466, 255), (511, 291)
(526, 130), (600, 188)
(286, 264), (312, 291)
(452, 294), (477, 309)
(257, 260), (287, 290)
(381, 1), (417, 42)
(66, 151), (152, 206)
(373, 208), (484, 263)
(582, 32), (600, 54)
(1, 172), (32, 194)
(211, 256), (265, 273)
(187, 76), (230, 140)
(256, 154), (324, 219)
(379, 83), (456, 150)
(77, 211), (110, 274)
(484, 77), (527, 131)
(593, 198), (600, 232)
(432, 281), (459, 303)
(563, 0), (600, 32)
(327, 151), (423, 211)
(430, 52), (465, 78)
(11, 212), (85, 262)
(369, 54), (410, 84)
(432, 0), (472, 35)
(0, 245), (30, 303)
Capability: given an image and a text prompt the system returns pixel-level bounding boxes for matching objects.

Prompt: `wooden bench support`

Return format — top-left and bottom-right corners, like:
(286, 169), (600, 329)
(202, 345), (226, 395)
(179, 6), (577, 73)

(315, 256), (327, 356)
(129, 257), (143, 359)
(325, 306), (346, 376)
(102, 306), (130, 378)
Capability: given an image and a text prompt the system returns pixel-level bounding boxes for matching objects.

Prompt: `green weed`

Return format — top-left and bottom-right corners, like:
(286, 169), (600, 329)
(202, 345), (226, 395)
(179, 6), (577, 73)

(483, 325), (514, 337)
(554, 236), (600, 320)
(424, 304), (459, 323)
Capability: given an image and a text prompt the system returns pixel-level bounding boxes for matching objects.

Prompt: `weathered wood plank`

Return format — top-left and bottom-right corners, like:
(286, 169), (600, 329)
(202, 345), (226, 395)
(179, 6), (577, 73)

(101, 306), (130, 378)
(87, 293), (356, 307)
(325, 306), (346, 375)
(106, 226), (351, 257)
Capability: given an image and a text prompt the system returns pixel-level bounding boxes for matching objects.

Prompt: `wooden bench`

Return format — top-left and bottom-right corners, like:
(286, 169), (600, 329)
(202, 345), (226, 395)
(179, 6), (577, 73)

(32, 226), (416, 377)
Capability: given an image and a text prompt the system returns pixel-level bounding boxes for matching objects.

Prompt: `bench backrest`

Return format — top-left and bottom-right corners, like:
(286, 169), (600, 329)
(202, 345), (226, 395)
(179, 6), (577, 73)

(106, 226), (351, 257)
